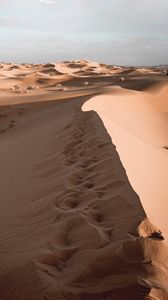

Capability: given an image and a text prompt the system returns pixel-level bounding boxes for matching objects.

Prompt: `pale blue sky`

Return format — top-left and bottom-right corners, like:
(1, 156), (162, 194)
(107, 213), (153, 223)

(0, 0), (168, 65)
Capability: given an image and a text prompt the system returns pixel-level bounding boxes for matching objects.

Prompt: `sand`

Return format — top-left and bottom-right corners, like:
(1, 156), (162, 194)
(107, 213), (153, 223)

(83, 84), (168, 241)
(0, 61), (168, 300)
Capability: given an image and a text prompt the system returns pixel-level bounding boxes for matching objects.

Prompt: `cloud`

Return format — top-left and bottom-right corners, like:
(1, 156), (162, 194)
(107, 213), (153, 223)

(0, 15), (25, 27)
(37, 0), (58, 4)
(0, 0), (167, 65)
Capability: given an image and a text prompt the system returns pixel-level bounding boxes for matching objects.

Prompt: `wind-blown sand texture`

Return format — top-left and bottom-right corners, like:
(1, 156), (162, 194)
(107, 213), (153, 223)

(0, 61), (168, 300)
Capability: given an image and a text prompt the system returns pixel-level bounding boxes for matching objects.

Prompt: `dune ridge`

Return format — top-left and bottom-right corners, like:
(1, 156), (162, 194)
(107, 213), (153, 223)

(83, 83), (168, 242)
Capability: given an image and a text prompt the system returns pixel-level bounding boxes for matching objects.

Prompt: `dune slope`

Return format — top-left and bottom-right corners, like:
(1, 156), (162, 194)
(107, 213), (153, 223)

(83, 84), (168, 241)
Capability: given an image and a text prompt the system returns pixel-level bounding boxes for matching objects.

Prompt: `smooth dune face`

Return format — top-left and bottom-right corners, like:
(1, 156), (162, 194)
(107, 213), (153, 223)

(0, 61), (168, 300)
(83, 84), (168, 241)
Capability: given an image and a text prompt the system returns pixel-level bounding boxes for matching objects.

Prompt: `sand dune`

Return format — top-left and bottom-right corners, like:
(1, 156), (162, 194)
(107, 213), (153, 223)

(83, 83), (168, 239)
(0, 61), (168, 300)
(0, 61), (167, 95)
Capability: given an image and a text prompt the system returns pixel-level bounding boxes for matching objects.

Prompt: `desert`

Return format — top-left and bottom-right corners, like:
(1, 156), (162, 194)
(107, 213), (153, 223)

(0, 60), (168, 299)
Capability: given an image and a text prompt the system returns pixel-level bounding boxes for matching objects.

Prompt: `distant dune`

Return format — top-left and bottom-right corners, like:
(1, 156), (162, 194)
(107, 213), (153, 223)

(0, 61), (168, 300)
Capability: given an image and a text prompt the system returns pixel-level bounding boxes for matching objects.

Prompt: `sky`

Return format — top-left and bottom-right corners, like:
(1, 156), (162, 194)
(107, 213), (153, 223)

(0, 0), (168, 65)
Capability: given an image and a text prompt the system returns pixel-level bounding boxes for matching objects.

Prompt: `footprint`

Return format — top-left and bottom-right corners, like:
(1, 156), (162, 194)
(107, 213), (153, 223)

(83, 182), (94, 189)
(65, 158), (75, 166)
(63, 124), (72, 131)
